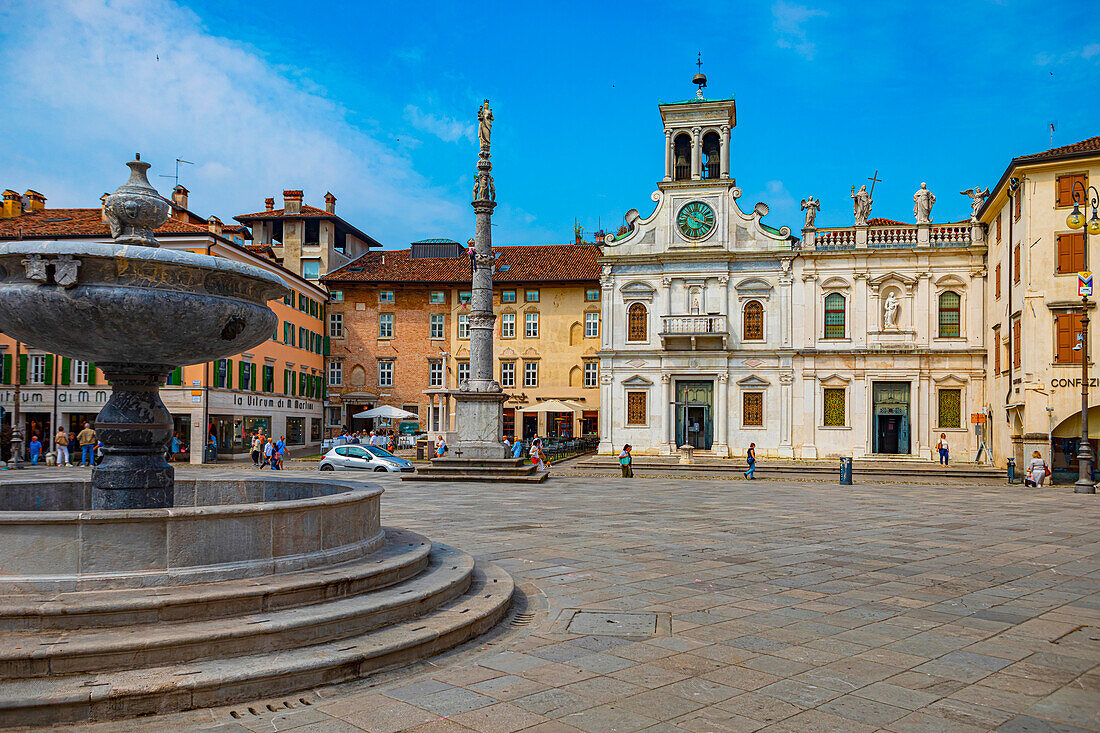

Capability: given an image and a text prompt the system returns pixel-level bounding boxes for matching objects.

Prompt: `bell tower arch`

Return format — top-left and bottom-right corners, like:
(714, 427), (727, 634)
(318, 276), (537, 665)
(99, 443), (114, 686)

(659, 72), (736, 186)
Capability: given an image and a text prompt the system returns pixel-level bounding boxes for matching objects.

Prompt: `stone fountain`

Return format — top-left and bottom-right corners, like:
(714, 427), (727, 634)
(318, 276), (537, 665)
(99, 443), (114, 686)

(0, 158), (513, 727)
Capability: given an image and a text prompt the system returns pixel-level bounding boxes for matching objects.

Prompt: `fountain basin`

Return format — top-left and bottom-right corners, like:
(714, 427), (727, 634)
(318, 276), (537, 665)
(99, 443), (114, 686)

(0, 475), (382, 592)
(0, 241), (288, 365)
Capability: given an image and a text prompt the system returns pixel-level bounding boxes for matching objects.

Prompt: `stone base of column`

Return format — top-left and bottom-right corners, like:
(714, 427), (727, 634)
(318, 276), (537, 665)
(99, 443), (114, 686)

(778, 444), (794, 458)
(712, 442), (729, 458)
(448, 389), (508, 460)
(800, 445), (818, 459)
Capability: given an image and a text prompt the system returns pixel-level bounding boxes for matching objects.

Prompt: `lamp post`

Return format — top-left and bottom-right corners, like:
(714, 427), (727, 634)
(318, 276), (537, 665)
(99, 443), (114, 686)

(1066, 181), (1100, 493)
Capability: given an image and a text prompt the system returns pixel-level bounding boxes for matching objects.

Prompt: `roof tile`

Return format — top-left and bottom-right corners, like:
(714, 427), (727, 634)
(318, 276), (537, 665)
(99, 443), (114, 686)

(0, 208), (214, 239)
(322, 244), (601, 284)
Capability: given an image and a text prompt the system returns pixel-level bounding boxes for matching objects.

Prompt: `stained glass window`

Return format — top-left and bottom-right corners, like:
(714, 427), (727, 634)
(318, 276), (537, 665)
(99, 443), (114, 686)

(824, 293), (845, 339)
(938, 291), (960, 338)
(628, 304), (647, 342)
(823, 388), (845, 426)
(743, 300), (764, 340)
(626, 392), (647, 425)
(743, 392), (763, 426)
(938, 389), (961, 428)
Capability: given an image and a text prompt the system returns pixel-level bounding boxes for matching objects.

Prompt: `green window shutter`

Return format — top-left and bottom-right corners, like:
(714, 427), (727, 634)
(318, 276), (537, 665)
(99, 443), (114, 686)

(226, 359), (233, 389)
(172, 367), (183, 385)
(44, 354), (54, 383)
(1, 354), (10, 385)
(88, 363), (96, 386)
(324, 336), (330, 356)
(238, 361), (245, 389)
(250, 366), (256, 391)
(18, 354), (27, 384)
(60, 357), (71, 385)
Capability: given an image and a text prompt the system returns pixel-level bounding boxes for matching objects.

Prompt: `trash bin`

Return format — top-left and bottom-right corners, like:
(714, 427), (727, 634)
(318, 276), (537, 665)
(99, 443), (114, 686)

(839, 456), (853, 485)
(204, 444), (218, 464)
(416, 439), (427, 461)
(1006, 457), (1015, 483)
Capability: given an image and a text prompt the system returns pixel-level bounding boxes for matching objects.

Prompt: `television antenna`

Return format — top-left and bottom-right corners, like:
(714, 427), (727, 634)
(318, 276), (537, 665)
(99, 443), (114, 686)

(159, 158), (194, 189)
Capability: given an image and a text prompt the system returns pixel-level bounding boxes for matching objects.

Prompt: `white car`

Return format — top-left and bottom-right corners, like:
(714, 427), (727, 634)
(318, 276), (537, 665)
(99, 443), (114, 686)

(318, 444), (415, 472)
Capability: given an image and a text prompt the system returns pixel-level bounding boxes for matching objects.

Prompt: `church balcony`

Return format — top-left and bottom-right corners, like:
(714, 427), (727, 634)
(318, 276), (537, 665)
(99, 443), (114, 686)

(660, 315), (728, 350)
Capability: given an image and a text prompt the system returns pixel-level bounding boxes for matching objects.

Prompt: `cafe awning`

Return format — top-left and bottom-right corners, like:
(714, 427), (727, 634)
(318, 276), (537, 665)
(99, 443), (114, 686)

(516, 399), (586, 414)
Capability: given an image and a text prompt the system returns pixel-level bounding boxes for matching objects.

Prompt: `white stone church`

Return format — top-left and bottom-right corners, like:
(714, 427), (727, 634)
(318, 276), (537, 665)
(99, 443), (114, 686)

(598, 81), (987, 461)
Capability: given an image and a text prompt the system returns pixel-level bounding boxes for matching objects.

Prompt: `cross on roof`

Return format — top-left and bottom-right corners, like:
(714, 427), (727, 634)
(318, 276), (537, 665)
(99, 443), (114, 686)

(696, 52), (702, 72)
(868, 170), (882, 195)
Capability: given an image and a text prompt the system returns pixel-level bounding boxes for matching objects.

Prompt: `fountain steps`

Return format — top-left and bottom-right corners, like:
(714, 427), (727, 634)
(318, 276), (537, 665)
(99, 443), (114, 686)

(0, 528), (433, 631)
(0, 560), (514, 728)
(405, 457), (549, 483)
(0, 544), (477, 678)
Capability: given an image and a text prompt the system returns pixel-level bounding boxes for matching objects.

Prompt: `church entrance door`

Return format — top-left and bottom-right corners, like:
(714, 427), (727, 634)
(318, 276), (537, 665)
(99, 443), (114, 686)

(675, 380), (713, 450)
(872, 381), (910, 455)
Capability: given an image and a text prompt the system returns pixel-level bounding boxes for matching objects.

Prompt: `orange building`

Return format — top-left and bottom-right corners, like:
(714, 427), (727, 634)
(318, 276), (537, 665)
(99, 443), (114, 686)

(0, 188), (328, 463)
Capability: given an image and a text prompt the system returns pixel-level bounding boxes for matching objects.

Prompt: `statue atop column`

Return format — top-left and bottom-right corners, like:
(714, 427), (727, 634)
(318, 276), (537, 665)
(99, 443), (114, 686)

(851, 185), (872, 226)
(913, 182), (936, 224)
(960, 186), (990, 222)
(477, 99), (493, 151)
(800, 196), (821, 229)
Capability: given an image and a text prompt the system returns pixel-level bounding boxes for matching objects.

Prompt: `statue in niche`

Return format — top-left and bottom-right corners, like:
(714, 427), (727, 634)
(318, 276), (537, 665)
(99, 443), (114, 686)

(883, 292), (899, 329)
(690, 292), (702, 314)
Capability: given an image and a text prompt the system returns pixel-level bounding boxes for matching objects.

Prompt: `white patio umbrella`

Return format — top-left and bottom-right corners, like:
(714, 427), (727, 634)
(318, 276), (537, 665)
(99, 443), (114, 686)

(352, 405), (418, 420)
(515, 399), (584, 414)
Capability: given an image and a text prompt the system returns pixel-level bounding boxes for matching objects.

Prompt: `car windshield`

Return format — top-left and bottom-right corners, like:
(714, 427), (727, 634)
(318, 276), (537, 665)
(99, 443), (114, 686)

(365, 446), (395, 458)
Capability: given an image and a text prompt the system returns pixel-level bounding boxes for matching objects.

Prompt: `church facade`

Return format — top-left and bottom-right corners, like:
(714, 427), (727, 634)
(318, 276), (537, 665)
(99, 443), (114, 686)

(598, 83), (988, 461)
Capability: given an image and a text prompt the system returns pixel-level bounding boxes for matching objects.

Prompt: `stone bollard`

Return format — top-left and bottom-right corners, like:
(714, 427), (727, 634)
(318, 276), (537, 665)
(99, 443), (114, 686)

(678, 444), (694, 465)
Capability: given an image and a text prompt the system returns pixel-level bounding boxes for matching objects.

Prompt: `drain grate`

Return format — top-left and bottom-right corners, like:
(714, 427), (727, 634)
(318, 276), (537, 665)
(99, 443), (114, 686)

(228, 697), (312, 719)
(511, 611), (536, 628)
(567, 611), (659, 637)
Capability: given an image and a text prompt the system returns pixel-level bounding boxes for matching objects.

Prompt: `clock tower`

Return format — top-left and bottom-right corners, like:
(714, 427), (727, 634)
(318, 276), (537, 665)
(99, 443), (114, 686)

(659, 71), (735, 185)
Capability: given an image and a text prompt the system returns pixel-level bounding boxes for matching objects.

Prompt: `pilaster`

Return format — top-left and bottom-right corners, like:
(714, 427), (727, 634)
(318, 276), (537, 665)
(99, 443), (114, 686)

(714, 372), (729, 457)
(720, 125), (730, 179)
(663, 130), (672, 182)
(690, 127), (702, 181)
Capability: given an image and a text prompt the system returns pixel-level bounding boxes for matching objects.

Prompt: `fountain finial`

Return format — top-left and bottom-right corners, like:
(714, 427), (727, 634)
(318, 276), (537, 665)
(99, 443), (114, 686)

(102, 154), (170, 247)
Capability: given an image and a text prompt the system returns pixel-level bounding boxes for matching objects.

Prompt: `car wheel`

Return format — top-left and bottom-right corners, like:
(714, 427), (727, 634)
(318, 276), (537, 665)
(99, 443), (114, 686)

(374, 466), (388, 472)
(319, 464), (335, 472)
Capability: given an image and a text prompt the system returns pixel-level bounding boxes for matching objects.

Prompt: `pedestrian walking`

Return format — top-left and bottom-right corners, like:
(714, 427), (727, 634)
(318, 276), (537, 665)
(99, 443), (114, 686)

(511, 438), (523, 459)
(744, 442), (756, 480)
(28, 435), (41, 466)
(263, 438), (275, 469)
(54, 428), (71, 467)
(77, 422), (97, 466)
(169, 433), (181, 462)
(936, 433), (949, 466)
(276, 435), (286, 457)
(618, 444), (633, 478)
(250, 433), (262, 467)
(1025, 450), (1049, 487)
(503, 436), (511, 454)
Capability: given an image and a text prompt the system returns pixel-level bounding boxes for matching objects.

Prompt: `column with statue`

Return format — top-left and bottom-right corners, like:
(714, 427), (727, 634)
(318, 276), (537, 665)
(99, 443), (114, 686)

(448, 100), (508, 459)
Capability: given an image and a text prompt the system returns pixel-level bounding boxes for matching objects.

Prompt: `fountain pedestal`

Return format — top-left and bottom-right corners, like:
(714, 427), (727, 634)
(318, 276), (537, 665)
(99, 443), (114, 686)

(92, 364), (174, 509)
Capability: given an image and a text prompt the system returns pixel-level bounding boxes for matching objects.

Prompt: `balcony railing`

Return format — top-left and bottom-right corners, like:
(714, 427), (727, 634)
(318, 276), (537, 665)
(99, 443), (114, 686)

(660, 315), (728, 335)
(806, 222), (976, 251)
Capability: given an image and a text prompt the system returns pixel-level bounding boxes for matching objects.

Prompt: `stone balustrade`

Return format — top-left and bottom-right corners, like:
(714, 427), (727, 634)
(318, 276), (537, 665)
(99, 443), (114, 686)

(805, 222), (979, 251)
(660, 314), (728, 335)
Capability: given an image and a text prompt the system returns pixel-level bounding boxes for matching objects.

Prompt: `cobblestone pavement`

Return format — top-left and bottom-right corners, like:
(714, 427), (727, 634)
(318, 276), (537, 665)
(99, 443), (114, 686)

(52, 472), (1100, 733)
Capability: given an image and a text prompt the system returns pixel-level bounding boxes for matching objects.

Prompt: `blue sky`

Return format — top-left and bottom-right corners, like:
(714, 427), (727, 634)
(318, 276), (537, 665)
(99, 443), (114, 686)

(0, 0), (1097, 247)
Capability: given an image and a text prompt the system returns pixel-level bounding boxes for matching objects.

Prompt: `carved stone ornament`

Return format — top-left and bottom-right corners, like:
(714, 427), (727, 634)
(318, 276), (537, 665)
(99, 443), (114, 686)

(468, 312), (497, 328)
(779, 372), (794, 384)
(600, 373), (614, 385)
(718, 373), (729, 383)
(102, 154), (171, 248)
(21, 254), (47, 283)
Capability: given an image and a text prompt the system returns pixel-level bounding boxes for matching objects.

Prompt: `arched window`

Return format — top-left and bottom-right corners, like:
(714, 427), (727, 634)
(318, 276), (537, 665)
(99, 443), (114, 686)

(702, 131), (721, 179)
(673, 134), (692, 181)
(938, 291), (961, 338)
(824, 293), (845, 339)
(628, 303), (648, 342)
(743, 300), (764, 340)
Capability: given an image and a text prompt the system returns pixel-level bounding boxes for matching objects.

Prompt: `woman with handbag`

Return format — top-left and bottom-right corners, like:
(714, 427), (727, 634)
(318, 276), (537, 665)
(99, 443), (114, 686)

(1025, 450), (1049, 487)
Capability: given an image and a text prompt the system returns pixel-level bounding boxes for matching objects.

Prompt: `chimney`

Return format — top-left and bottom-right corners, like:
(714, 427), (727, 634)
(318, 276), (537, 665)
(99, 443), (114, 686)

(324, 192), (336, 214)
(24, 190), (46, 212)
(264, 197), (274, 212)
(207, 216), (223, 236)
(283, 189), (303, 214)
(1, 190), (22, 219)
(172, 185), (189, 212)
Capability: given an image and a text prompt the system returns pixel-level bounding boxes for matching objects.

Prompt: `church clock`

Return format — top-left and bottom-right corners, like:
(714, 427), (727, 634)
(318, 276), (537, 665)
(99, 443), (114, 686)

(677, 201), (716, 240)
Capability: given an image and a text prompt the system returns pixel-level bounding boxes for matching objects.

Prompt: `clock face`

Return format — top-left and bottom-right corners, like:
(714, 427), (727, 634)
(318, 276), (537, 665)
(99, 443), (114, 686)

(677, 201), (716, 240)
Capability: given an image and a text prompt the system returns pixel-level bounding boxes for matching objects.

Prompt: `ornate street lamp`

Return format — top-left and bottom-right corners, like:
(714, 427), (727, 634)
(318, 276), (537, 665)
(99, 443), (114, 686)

(1066, 181), (1100, 493)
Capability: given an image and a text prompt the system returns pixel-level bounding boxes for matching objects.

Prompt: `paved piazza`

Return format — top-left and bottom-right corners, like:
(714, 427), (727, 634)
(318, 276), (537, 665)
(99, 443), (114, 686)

(56, 471), (1099, 733)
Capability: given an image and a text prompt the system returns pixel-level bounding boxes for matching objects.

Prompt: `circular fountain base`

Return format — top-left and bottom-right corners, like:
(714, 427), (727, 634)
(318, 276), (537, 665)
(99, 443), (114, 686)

(0, 474), (513, 728)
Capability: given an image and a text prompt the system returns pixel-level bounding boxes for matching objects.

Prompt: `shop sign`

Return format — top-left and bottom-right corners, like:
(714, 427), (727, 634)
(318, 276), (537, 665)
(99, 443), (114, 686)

(1051, 377), (1100, 389)
(1081, 271), (1093, 297)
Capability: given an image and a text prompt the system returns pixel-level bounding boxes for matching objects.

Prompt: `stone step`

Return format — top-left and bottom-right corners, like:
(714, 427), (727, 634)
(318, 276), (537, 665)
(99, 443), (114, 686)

(0, 545), (474, 678)
(0, 560), (514, 729)
(576, 460), (1003, 481)
(428, 457), (530, 468)
(403, 470), (549, 483)
(0, 528), (433, 631)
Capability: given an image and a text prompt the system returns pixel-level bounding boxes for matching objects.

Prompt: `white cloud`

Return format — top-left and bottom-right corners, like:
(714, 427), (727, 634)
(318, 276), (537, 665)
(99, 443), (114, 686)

(1034, 43), (1100, 66)
(772, 1), (827, 60)
(0, 0), (467, 245)
(404, 105), (475, 144)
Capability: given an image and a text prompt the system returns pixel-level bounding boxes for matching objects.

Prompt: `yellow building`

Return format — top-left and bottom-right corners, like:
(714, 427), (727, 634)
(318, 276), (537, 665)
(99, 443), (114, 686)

(322, 242), (602, 440)
(979, 135), (1100, 476)
(0, 191), (328, 463)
